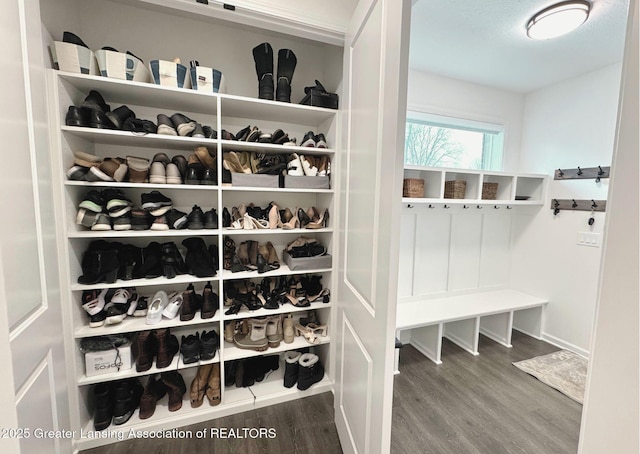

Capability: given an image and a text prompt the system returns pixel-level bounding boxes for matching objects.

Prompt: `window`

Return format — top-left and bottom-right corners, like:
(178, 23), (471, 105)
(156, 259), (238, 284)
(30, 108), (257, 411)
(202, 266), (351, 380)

(404, 112), (504, 170)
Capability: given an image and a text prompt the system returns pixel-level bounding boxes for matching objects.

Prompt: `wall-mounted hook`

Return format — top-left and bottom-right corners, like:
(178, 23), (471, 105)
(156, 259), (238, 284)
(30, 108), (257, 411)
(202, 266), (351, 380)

(476, 205), (483, 209)
(577, 166), (583, 176)
(428, 204), (435, 209)
(443, 204), (450, 209)
(588, 207), (595, 226)
(558, 168), (564, 177)
(407, 204), (414, 208)
(553, 199), (560, 216)
(506, 206), (512, 210)
(595, 165), (604, 183)
(572, 199), (578, 208)
(494, 205), (500, 209)
(463, 205), (469, 209)
(591, 200), (598, 209)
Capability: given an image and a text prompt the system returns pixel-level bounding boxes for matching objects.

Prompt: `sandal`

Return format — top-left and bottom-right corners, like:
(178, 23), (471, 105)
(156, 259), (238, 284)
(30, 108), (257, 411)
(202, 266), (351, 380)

(295, 323), (327, 345)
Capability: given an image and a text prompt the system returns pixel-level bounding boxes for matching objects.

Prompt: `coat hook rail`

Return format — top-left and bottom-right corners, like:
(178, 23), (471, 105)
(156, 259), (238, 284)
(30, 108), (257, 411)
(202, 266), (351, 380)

(554, 166), (610, 181)
(549, 199), (607, 212)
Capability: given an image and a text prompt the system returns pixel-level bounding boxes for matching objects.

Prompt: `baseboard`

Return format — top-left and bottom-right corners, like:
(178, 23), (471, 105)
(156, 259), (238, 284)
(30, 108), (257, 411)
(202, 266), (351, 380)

(409, 339), (442, 365)
(540, 332), (590, 358)
(479, 327), (512, 348)
(443, 332), (479, 356)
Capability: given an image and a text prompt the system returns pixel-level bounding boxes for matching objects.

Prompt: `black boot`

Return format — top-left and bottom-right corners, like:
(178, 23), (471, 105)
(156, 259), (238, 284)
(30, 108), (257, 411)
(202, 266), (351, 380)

(93, 383), (113, 430)
(112, 378), (143, 425)
(252, 42), (274, 100)
(283, 351), (301, 388)
(161, 242), (187, 279)
(78, 246), (119, 284)
(181, 237), (216, 277)
(276, 49), (297, 103)
(297, 353), (324, 390)
(138, 242), (163, 278)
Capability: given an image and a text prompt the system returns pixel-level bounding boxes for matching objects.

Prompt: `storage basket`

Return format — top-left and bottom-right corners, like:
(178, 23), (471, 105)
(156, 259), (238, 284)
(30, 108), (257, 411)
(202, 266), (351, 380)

(482, 182), (499, 200)
(444, 180), (467, 199)
(403, 178), (424, 198)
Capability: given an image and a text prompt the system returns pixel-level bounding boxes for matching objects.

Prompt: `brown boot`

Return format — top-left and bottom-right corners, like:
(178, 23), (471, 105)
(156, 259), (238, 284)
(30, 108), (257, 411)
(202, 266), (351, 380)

(139, 375), (167, 419)
(283, 313), (295, 343)
(190, 364), (213, 408)
(161, 371), (186, 411)
(132, 330), (156, 372)
(154, 329), (179, 368)
(206, 363), (221, 406)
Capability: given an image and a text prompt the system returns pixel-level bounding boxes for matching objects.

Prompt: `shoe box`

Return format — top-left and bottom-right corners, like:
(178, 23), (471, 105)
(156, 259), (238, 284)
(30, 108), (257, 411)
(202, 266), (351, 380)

(95, 49), (150, 83)
(85, 342), (133, 377)
(284, 175), (330, 190)
(50, 41), (98, 75)
(282, 250), (332, 271)
(231, 173), (280, 188)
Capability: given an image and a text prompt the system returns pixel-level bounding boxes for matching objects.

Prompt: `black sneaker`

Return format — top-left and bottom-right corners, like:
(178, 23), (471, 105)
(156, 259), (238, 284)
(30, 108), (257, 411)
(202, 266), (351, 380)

(103, 189), (132, 217)
(180, 333), (200, 364)
(301, 131), (316, 147)
(314, 133), (327, 148)
(78, 190), (105, 213)
(131, 209), (151, 230)
(165, 208), (188, 230)
(170, 113), (197, 137)
(82, 90), (110, 113)
(141, 191), (172, 210)
(192, 123), (205, 138)
(65, 106), (91, 127)
(187, 205), (205, 229)
(204, 208), (218, 229)
(129, 296), (148, 317)
(123, 118), (157, 134)
(157, 114), (177, 136)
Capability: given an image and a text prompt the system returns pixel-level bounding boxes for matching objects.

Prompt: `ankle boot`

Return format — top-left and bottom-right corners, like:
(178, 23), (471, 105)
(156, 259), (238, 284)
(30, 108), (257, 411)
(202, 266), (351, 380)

(161, 242), (187, 279)
(118, 244), (141, 281)
(283, 313), (295, 344)
(93, 383), (113, 430)
(154, 329), (179, 368)
(224, 321), (235, 343)
(190, 364), (213, 408)
(283, 351), (302, 388)
(209, 244), (219, 272)
(266, 314), (283, 348)
(161, 371), (187, 411)
(200, 329), (219, 360)
(233, 317), (268, 351)
(112, 378), (143, 425)
(132, 330), (156, 372)
(256, 250), (270, 274)
(180, 332), (200, 364)
(139, 375), (167, 419)
(78, 248), (119, 284)
(180, 283), (201, 321)
(297, 353), (324, 390)
(181, 237), (216, 277)
(206, 363), (221, 406)
(138, 242), (163, 279)
(201, 281), (218, 319)
(222, 207), (232, 228)
(223, 236), (235, 270)
(252, 42), (274, 100)
(276, 48), (297, 103)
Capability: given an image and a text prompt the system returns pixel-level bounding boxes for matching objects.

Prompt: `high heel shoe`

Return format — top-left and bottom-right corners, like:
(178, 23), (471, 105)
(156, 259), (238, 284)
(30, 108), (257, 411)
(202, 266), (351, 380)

(306, 208), (329, 229)
(268, 203), (281, 229)
(281, 209), (299, 230)
(294, 323), (327, 344)
(297, 208), (311, 228)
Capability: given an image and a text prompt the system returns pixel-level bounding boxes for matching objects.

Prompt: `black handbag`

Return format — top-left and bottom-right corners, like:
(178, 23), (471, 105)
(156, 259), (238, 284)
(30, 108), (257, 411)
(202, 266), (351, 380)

(299, 80), (339, 110)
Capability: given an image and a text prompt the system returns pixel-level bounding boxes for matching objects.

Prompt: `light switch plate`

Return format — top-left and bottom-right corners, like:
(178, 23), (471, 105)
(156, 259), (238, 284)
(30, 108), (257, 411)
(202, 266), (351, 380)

(577, 232), (601, 247)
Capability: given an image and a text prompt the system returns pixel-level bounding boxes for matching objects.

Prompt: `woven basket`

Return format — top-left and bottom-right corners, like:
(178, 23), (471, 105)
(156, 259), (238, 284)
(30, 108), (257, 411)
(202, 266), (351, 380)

(403, 178), (424, 198)
(444, 180), (466, 199)
(482, 182), (499, 200)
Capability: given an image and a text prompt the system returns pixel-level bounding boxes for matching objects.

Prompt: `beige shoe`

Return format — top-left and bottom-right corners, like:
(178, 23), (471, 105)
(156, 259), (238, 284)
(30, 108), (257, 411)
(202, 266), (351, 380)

(223, 151), (251, 173)
(233, 318), (268, 351)
(283, 314), (295, 344)
(224, 321), (235, 343)
(126, 156), (149, 183)
(149, 161), (166, 184)
(190, 363), (213, 408)
(195, 146), (216, 170)
(266, 315), (283, 348)
(166, 163), (182, 184)
(73, 150), (102, 167)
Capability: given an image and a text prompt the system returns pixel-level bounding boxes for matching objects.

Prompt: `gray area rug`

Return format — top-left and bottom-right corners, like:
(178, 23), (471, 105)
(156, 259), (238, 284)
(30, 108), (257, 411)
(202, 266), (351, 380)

(513, 350), (587, 404)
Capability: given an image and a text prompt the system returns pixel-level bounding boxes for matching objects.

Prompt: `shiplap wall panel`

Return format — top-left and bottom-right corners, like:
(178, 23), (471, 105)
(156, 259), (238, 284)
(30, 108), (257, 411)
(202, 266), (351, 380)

(479, 214), (512, 288)
(448, 213), (483, 291)
(413, 213), (451, 296)
(398, 214), (416, 298)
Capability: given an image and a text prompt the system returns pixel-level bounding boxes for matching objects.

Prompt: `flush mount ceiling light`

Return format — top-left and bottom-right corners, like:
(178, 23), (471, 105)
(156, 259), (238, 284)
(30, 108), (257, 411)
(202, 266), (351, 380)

(527, 1), (591, 40)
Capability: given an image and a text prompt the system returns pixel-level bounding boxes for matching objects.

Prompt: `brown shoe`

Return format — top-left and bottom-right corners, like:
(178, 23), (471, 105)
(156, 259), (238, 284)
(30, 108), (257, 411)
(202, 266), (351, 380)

(190, 364), (213, 408)
(206, 363), (221, 406)
(195, 146), (216, 170)
(139, 375), (167, 419)
(154, 329), (179, 368)
(126, 156), (149, 183)
(132, 330), (156, 372)
(180, 283), (200, 321)
(161, 371), (186, 411)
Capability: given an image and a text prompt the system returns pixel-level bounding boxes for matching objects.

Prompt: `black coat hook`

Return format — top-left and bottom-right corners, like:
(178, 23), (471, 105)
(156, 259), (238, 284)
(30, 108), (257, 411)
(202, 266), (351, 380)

(476, 205), (483, 209)
(577, 167), (583, 176)
(572, 199), (578, 208)
(494, 205), (500, 209)
(463, 205), (469, 209)
(558, 168), (564, 177)
(506, 206), (512, 210)
(597, 166), (605, 176)
(407, 204), (414, 208)
(428, 204), (435, 209)
(591, 200), (598, 209)
(553, 199), (560, 216)
(443, 204), (450, 209)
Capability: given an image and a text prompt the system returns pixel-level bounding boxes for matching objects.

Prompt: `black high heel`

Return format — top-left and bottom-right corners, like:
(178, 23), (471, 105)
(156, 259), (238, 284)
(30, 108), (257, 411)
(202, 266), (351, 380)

(297, 208), (311, 228)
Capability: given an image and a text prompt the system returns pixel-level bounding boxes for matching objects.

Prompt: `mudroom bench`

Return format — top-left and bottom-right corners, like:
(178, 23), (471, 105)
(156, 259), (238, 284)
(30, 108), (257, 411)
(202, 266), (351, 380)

(395, 289), (548, 365)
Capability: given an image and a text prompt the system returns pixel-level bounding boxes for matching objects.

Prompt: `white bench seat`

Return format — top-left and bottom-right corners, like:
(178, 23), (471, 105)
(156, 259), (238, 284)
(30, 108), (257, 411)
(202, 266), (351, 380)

(396, 289), (548, 365)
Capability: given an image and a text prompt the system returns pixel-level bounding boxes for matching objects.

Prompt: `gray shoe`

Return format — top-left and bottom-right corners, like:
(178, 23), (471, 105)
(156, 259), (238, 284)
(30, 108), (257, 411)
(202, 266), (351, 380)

(233, 318), (268, 351)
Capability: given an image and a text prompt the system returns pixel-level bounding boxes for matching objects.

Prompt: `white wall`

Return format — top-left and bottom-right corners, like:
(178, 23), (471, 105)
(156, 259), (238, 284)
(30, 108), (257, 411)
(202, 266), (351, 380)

(511, 64), (623, 355)
(407, 70), (524, 171)
(579, 0), (639, 450)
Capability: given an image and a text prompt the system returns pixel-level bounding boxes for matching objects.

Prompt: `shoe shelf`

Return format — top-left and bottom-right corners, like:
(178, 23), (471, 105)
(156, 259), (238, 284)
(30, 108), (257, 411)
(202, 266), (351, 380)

(71, 274), (221, 291)
(61, 126), (218, 150)
(223, 335), (330, 362)
(67, 229), (221, 239)
(222, 300), (331, 322)
(220, 265), (332, 281)
(221, 227), (333, 236)
(222, 186), (333, 194)
(248, 366), (332, 402)
(57, 71), (219, 115)
(65, 181), (219, 191)
(73, 311), (222, 339)
(219, 139), (335, 155)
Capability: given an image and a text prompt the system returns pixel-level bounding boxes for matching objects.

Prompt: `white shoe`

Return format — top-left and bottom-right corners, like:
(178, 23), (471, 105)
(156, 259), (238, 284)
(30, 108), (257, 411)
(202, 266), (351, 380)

(300, 155), (318, 176)
(287, 153), (304, 176)
(149, 161), (166, 184)
(162, 292), (183, 319)
(146, 290), (169, 325)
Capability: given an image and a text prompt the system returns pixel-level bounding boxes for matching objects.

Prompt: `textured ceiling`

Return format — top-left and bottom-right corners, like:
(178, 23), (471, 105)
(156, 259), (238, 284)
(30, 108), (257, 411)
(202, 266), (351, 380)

(409, 0), (629, 92)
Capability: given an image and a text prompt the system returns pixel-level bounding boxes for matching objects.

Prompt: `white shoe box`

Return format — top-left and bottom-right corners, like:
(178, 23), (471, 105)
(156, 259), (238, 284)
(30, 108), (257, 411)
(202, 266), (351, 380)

(50, 42), (98, 75)
(149, 59), (192, 89)
(190, 66), (226, 93)
(95, 50), (150, 82)
(85, 342), (132, 377)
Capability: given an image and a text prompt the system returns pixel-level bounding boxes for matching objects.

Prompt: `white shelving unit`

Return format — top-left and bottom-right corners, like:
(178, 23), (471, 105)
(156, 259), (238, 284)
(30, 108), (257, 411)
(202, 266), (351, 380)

(402, 165), (546, 205)
(50, 69), (338, 450)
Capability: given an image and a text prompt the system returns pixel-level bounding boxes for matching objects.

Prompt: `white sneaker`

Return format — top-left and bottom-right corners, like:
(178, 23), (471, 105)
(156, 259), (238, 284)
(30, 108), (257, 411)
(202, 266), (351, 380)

(146, 290), (169, 325)
(162, 292), (183, 319)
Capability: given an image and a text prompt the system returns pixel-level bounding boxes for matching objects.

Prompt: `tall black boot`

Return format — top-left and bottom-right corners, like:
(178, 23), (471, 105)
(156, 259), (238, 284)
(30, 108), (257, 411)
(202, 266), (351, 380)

(276, 49), (297, 103)
(252, 42), (274, 100)
(181, 237), (216, 277)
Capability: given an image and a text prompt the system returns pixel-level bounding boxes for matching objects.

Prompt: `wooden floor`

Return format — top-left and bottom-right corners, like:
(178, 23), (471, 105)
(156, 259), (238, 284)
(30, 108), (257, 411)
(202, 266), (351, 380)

(84, 332), (582, 454)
